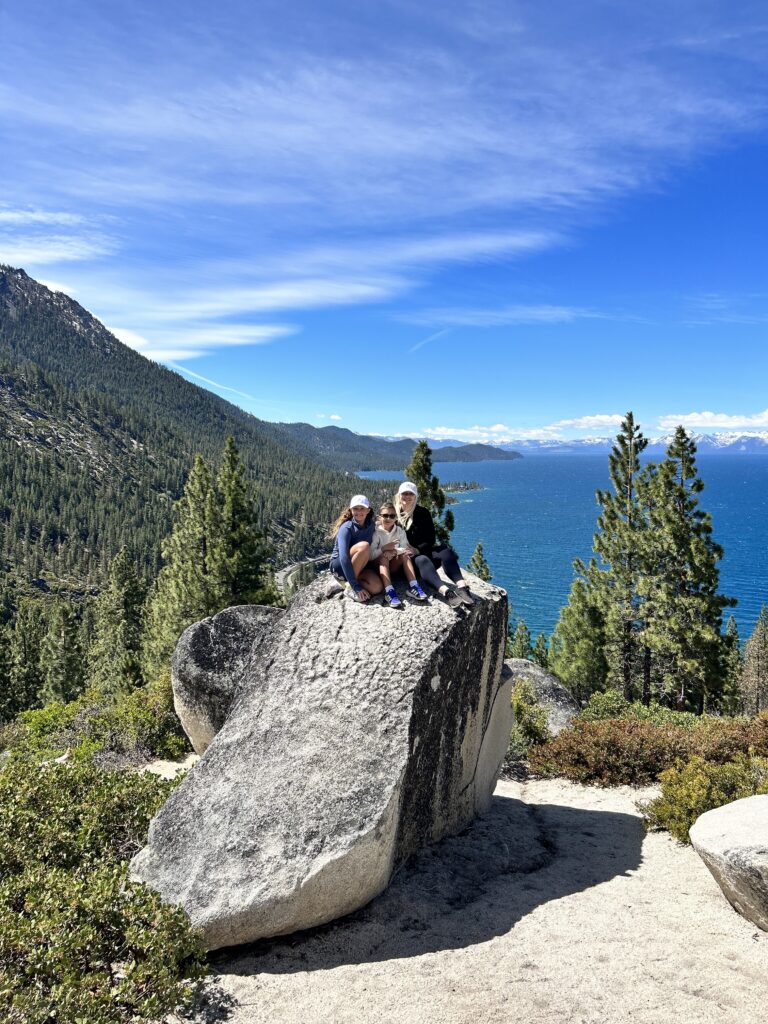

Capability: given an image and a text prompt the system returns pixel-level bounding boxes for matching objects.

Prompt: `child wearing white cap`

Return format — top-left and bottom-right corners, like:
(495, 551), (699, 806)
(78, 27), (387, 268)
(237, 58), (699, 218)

(329, 495), (383, 602)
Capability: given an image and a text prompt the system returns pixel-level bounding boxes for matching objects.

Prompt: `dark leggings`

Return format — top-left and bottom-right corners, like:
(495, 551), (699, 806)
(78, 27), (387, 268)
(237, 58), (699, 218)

(414, 548), (464, 592)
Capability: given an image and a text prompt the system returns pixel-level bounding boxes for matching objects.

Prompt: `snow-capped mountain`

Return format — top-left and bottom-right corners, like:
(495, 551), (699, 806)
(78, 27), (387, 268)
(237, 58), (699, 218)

(495, 433), (768, 455)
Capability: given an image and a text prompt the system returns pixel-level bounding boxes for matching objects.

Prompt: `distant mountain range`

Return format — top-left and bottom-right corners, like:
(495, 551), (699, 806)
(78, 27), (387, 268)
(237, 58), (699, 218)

(492, 434), (768, 456)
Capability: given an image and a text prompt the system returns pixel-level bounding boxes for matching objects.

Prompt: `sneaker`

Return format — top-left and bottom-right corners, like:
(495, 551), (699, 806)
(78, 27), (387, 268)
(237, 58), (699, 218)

(384, 586), (403, 609)
(345, 587), (365, 603)
(407, 582), (428, 602)
(443, 588), (462, 609)
(456, 586), (474, 606)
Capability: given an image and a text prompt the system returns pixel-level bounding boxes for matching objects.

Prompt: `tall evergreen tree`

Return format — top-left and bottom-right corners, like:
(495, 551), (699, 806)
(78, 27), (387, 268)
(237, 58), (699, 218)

(142, 455), (227, 681)
(639, 427), (732, 710)
(549, 577), (608, 702)
(740, 605), (768, 714)
(586, 412), (648, 700)
(38, 599), (84, 706)
(0, 623), (13, 722)
(467, 542), (491, 581)
(532, 633), (549, 669)
(215, 436), (274, 603)
(509, 619), (533, 660)
(404, 441), (454, 545)
(720, 615), (743, 713)
(7, 598), (45, 717)
(87, 547), (145, 696)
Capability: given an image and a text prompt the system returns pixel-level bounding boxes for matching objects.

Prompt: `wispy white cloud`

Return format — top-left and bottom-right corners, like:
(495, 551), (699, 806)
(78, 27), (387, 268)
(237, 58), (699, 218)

(550, 414), (625, 430)
(0, 207), (84, 226)
(683, 292), (768, 326)
(165, 363), (261, 402)
(108, 322), (296, 362)
(417, 412), (626, 443)
(657, 409), (768, 430)
(329, 414), (342, 421)
(0, 233), (115, 265)
(409, 328), (452, 353)
(403, 304), (614, 328)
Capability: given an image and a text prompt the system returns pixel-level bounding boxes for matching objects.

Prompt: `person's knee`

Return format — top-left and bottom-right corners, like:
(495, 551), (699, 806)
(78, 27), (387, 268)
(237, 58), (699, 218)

(350, 541), (370, 556)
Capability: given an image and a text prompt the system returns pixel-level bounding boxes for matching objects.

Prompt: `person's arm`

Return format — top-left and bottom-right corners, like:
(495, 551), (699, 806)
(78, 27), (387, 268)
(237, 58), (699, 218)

(337, 522), (362, 591)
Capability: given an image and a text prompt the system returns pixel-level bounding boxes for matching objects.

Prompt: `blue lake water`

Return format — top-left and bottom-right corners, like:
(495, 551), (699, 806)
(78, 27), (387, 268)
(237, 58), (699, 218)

(360, 456), (768, 640)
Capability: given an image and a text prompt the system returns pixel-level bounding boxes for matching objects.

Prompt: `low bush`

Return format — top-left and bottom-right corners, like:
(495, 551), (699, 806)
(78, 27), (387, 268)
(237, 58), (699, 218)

(12, 676), (189, 765)
(0, 863), (205, 1024)
(511, 679), (549, 747)
(643, 755), (768, 842)
(529, 713), (768, 786)
(0, 730), (205, 1021)
(578, 691), (705, 730)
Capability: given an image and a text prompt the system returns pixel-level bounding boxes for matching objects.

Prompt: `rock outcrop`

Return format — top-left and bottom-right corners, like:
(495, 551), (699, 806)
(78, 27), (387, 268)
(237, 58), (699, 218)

(172, 604), (283, 754)
(690, 795), (768, 931)
(504, 658), (579, 735)
(132, 573), (511, 950)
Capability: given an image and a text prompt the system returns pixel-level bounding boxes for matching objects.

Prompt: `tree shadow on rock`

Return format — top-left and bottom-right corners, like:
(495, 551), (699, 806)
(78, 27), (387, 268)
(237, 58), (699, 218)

(211, 794), (645, 977)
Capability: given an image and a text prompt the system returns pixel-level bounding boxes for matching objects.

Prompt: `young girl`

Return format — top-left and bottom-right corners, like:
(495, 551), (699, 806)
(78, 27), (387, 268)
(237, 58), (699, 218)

(329, 495), (383, 602)
(369, 502), (428, 607)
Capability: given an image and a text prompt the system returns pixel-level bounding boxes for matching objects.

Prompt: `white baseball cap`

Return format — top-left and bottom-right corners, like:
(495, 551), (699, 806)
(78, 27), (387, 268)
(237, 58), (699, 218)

(349, 494), (371, 509)
(398, 481), (418, 496)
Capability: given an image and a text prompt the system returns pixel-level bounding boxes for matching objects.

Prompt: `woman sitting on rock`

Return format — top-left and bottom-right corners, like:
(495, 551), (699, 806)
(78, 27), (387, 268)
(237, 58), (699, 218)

(394, 481), (473, 609)
(329, 495), (382, 602)
(369, 501), (429, 608)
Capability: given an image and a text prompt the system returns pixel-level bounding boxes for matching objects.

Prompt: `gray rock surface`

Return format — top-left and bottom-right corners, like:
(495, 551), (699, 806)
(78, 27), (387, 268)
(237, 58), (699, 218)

(690, 794), (768, 931)
(132, 572), (511, 950)
(172, 604), (283, 754)
(504, 658), (579, 735)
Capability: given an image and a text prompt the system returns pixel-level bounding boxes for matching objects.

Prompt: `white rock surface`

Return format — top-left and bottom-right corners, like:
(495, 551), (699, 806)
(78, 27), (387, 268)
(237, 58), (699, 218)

(132, 573), (511, 950)
(690, 794), (768, 931)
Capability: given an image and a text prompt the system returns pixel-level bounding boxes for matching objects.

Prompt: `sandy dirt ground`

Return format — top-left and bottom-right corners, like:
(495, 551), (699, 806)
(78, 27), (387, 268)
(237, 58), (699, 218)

(183, 777), (767, 1024)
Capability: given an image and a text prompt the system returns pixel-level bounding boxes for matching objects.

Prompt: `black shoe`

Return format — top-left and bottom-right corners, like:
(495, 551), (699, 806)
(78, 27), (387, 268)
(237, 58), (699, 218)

(456, 586), (474, 606)
(443, 589), (462, 609)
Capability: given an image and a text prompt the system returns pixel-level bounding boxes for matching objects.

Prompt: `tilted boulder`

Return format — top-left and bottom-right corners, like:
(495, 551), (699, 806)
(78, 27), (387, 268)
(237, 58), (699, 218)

(504, 658), (579, 735)
(172, 604), (283, 754)
(690, 795), (768, 931)
(131, 573), (511, 950)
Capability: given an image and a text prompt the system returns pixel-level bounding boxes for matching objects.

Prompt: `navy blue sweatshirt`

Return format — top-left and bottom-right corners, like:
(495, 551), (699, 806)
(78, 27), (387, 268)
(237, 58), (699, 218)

(331, 518), (374, 591)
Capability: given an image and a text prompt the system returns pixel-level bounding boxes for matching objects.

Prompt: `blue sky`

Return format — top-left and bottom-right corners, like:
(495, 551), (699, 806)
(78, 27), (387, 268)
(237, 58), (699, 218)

(2, 0), (768, 441)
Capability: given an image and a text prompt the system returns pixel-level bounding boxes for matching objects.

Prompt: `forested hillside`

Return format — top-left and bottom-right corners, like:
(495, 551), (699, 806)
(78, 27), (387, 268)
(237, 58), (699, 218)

(0, 266), (385, 587)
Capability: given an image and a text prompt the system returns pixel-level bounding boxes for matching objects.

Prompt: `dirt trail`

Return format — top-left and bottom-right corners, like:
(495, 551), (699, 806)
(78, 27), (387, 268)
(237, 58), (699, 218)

(189, 777), (767, 1024)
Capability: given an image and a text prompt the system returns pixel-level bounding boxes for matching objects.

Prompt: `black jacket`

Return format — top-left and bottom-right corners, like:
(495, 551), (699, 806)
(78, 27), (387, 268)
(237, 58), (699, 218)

(404, 504), (437, 556)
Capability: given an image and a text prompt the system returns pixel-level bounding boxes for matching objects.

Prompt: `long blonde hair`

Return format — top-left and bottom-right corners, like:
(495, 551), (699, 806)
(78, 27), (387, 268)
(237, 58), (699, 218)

(330, 505), (373, 538)
(394, 491), (417, 531)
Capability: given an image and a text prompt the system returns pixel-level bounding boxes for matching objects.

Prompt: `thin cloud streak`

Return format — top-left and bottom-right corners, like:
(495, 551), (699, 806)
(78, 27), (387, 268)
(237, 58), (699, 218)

(409, 328), (453, 353)
(403, 304), (615, 328)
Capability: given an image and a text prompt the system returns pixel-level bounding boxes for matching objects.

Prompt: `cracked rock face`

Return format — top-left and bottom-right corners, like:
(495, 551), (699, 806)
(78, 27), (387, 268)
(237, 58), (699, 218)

(131, 573), (511, 950)
(690, 794), (768, 931)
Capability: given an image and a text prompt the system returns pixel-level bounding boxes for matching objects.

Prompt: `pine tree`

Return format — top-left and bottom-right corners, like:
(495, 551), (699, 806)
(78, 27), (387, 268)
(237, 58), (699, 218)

(719, 615), (743, 713)
(215, 437), (273, 603)
(740, 605), (768, 714)
(509, 619), (533, 660)
(39, 599), (84, 706)
(587, 412), (648, 701)
(532, 633), (549, 669)
(467, 542), (491, 581)
(549, 577), (608, 702)
(7, 598), (45, 717)
(639, 427), (732, 710)
(142, 455), (227, 681)
(404, 441), (454, 545)
(0, 623), (13, 721)
(87, 547), (145, 697)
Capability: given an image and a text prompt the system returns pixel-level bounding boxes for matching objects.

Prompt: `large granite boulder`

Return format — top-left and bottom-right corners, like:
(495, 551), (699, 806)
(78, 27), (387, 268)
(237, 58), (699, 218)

(504, 658), (579, 735)
(690, 795), (768, 931)
(172, 604), (283, 754)
(131, 573), (511, 950)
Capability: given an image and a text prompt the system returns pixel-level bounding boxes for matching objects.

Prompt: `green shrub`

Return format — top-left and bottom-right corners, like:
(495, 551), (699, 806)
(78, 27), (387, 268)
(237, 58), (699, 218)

(0, 863), (205, 1024)
(0, 753), (175, 877)
(531, 710), (768, 787)
(11, 677), (189, 765)
(0, 748), (205, 1020)
(578, 690), (631, 721)
(511, 679), (550, 747)
(644, 755), (768, 842)
(578, 692), (703, 729)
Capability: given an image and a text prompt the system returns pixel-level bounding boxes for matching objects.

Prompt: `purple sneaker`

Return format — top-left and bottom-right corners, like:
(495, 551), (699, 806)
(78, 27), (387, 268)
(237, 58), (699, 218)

(384, 586), (403, 609)
(407, 581), (428, 602)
